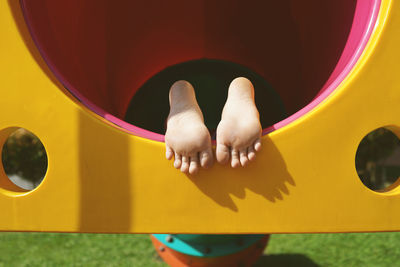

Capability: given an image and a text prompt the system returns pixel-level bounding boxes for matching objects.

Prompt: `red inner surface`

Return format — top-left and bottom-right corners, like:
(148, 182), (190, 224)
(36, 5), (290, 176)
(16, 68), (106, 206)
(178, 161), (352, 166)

(21, 0), (357, 120)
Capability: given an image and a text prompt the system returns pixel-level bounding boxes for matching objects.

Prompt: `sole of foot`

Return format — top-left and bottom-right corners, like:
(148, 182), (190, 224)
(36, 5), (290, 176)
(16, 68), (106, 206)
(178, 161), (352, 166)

(165, 80), (213, 174)
(216, 77), (262, 168)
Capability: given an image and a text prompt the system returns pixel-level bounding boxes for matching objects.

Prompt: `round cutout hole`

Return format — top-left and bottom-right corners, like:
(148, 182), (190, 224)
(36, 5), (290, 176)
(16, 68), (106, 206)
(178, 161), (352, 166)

(356, 127), (400, 192)
(1, 128), (48, 190)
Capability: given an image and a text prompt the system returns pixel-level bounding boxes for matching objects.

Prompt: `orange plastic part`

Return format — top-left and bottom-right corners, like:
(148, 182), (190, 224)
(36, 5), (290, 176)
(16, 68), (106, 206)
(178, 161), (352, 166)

(150, 235), (270, 267)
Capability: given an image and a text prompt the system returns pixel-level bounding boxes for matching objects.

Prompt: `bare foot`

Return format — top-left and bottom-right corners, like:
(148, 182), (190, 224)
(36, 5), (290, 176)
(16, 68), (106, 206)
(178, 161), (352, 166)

(216, 77), (262, 167)
(165, 80), (213, 174)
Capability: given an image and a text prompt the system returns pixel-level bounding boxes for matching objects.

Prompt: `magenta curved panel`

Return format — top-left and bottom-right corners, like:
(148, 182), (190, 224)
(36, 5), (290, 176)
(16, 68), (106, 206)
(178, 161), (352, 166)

(21, 0), (381, 142)
(264, 0), (381, 134)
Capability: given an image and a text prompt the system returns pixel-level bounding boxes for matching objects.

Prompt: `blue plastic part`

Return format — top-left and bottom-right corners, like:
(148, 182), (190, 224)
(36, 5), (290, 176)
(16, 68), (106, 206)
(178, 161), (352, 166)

(152, 234), (266, 258)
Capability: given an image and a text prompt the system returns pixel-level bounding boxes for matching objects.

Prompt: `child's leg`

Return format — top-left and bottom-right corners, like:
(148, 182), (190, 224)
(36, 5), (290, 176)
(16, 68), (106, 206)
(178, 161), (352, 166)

(216, 77), (262, 167)
(165, 80), (213, 174)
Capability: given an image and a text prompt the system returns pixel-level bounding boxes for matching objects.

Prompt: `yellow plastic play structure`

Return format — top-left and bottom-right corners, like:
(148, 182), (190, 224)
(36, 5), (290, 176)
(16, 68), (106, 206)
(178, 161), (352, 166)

(1, 0), (400, 235)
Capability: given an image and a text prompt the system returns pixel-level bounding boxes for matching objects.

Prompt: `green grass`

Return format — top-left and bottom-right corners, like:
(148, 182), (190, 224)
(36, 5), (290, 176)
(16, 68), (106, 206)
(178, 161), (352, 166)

(0, 233), (163, 267)
(0, 232), (399, 266)
(260, 233), (400, 266)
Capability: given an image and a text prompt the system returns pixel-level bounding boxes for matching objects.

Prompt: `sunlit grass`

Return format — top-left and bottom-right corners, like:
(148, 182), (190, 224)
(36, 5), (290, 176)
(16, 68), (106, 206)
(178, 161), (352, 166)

(1, 232), (399, 266)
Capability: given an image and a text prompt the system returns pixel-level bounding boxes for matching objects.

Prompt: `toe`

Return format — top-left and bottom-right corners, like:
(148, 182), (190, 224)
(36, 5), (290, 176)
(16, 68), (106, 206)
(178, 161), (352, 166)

(180, 156), (190, 173)
(231, 149), (240, 168)
(254, 138), (262, 152)
(239, 149), (249, 167)
(200, 149), (213, 168)
(174, 153), (182, 169)
(189, 155), (199, 175)
(216, 143), (230, 164)
(166, 145), (173, 160)
(248, 146), (256, 161)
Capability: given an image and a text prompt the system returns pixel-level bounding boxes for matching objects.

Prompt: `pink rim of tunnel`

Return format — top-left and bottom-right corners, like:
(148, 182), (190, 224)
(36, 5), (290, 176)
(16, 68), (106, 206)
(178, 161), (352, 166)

(264, 0), (381, 135)
(20, 0), (381, 142)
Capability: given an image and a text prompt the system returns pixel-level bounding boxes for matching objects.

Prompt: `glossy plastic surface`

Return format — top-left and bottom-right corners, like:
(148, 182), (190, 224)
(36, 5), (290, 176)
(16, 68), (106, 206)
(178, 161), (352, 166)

(2, 1), (400, 234)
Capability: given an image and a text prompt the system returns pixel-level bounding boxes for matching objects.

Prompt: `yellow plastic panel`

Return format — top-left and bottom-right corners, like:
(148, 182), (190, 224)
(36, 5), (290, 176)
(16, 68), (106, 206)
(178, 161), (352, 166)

(1, 0), (400, 234)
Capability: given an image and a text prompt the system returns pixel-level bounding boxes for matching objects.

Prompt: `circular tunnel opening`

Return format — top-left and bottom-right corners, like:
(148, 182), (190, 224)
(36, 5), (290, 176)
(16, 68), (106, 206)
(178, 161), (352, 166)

(20, 0), (380, 140)
(125, 59), (287, 135)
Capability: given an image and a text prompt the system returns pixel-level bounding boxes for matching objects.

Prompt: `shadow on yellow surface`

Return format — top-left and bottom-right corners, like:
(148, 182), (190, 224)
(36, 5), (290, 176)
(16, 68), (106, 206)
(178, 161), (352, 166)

(188, 138), (294, 212)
